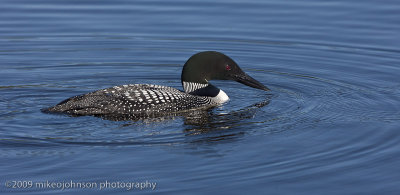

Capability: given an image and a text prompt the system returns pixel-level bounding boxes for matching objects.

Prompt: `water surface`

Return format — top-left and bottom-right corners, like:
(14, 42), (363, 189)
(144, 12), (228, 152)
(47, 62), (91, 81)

(1, 0), (400, 194)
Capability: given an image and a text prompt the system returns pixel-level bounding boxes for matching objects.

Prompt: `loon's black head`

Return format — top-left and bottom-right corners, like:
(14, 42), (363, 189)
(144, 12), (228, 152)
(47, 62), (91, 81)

(181, 51), (270, 92)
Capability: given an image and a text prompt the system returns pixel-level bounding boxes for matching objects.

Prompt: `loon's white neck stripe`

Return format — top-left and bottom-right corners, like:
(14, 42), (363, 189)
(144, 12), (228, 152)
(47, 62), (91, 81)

(182, 81), (229, 104)
(182, 81), (208, 93)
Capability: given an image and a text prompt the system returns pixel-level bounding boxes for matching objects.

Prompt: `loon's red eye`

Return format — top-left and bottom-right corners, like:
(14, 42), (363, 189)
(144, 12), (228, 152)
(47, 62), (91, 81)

(225, 64), (231, 71)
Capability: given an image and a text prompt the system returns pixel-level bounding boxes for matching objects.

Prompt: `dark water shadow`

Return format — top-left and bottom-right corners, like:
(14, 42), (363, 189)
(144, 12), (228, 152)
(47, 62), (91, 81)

(181, 96), (271, 144)
(32, 95), (272, 147)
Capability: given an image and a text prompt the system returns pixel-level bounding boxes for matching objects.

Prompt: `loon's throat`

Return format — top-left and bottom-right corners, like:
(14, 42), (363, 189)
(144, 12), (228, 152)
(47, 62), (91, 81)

(182, 82), (229, 104)
(182, 81), (209, 94)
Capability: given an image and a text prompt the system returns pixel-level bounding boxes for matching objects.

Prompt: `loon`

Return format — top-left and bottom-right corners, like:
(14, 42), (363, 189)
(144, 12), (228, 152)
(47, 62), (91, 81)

(42, 51), (270, 119)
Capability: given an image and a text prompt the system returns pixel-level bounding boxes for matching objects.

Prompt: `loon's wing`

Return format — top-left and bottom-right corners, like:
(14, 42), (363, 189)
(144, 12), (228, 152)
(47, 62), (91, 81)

(43, 84), (215, 116)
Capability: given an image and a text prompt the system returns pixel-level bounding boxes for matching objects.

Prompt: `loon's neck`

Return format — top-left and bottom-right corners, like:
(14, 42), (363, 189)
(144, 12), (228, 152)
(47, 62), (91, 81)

(182, 81), (209, 94)
(182, 81), (229, 104)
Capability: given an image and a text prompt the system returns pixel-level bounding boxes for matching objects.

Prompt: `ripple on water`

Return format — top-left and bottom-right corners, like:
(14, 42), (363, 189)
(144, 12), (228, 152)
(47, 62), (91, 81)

(1, 38), (399, 152)
(2, 71), (397, 149)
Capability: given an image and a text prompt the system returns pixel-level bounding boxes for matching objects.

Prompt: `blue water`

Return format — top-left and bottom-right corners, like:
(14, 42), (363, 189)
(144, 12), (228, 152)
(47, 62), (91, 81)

(1, 0), (400, 194)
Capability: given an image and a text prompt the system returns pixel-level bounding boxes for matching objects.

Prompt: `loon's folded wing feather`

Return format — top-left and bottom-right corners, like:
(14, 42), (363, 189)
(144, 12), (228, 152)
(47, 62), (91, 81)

(43, 84), (216, 116)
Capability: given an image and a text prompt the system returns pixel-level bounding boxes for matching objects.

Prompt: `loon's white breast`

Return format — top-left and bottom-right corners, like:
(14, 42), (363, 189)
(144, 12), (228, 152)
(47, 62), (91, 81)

(211, 89), (229, 104)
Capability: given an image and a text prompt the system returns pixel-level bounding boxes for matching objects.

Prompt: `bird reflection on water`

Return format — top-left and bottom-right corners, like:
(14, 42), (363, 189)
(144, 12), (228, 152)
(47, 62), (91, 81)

(100, 95), (272, 141)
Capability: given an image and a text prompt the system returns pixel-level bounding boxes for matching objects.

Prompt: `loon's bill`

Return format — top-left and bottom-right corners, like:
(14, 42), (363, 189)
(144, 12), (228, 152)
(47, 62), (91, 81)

(42, 51), (269, 119)
(234, 73), (270, 91)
